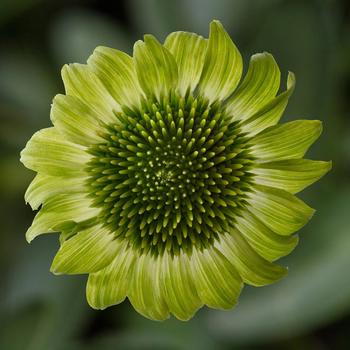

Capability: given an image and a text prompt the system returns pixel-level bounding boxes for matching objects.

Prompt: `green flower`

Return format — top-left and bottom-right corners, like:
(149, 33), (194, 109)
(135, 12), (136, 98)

(20, 20), (331, 321)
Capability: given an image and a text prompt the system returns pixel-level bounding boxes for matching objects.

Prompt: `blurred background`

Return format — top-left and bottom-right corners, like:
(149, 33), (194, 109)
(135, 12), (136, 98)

(0, 0), (349, 349)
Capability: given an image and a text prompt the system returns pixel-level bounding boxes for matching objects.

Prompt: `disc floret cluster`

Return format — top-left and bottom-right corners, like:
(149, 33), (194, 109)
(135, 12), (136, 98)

(87, 92), (252, 255)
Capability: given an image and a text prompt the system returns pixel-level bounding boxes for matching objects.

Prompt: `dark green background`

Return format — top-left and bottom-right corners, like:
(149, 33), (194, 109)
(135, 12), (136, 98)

(0, 0), (349, 349)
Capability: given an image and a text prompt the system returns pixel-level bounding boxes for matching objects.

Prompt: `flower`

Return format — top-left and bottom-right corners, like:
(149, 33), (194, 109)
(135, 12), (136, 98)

(20, 20), (331, 321)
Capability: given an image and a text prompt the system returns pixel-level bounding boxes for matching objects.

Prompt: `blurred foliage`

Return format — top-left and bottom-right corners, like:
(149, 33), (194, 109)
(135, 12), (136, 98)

(0, 0), (349, 349)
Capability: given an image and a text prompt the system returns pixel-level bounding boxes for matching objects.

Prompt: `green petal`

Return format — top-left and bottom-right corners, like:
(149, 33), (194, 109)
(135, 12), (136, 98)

(240, 72), (295, 136)
(164, 31), (207, 95)
(252, 159), (332, 194)
(161, 251), (202, 321)
(25, 173), (85, 210)
(128, 252), (169, 321)
(133, 35), (178, 100)
(235, 210), (299, 262)
(250, 120), (322, 162)
(225, 52), (280, 121)
(51, 94), (105, 147)
(87, 46), (143, 109)
(217, 231), (288, 286)
(247, 185), (315, 236)
(198, 20), (242, 102)
(51, 224), (120, 274)
(20, 127), (90, 177)
(87, 242), (135, 309)
(26, 193), (99, 243)
(190, 246), (243, 309)
(61, 63), (118, 122)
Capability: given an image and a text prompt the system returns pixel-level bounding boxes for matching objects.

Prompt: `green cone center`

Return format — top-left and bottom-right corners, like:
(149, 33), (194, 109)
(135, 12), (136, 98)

(86, 92), (253, 255)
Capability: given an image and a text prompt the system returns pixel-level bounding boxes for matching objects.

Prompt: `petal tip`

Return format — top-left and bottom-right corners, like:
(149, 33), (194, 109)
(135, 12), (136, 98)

(133, 39), (144, 53)
(50, 258), (60, 274)
(60, 63), (69, 76)
(287, 71), (296, 89)
(143, 34), (157, 43)
(19, 149), (26, 166)
(326, 160), (333, 172)
(50, 266), (62, 276)
(308, 207), (316, 221)
(86, 294), (103, 310)
(210, 19), (223, 27)
(312, 119), (323, 136)
(25, 227), (36, 243)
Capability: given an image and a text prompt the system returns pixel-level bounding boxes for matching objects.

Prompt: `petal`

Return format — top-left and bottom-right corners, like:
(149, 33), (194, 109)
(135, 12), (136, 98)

(252, 159), (332, 194)
(225, 52), (280, 121)
(51, 224), (120, 274)
(87, 46), (143, 109)
(128, 252), (169, 321)
(25, 173), (85, 210)
(87, 242), (135, 309)
(51, 94), (105, 147)
(246, 185), (315, 236)
(250, 120), (323, 162)
(240, 72), (295, 136)
(133, 35), (178, 100)
(20, 127), (90, 177)
(198, 20), (242, 102)
(61, 63), (119, 122)
(190, 246), (243, 309)
(164, 31), (207, 95)
(216, 231), (288, 286)
(26, 193), (99, 243)
(161, 251), (202, 321)
(235, 210), (299, 262)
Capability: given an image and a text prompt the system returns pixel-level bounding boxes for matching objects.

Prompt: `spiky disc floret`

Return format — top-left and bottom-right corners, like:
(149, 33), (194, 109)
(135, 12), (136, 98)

(87, 92), (253, 255)
(20, 20), (331, 321)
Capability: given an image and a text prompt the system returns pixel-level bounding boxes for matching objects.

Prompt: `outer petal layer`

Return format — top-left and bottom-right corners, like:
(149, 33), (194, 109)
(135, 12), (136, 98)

(128, 252), (169, 321)
(217, 231), (288, 286)
(51, 224), (120, 274)
(20, 128), (90, 177)
(26, 193), (99, 242)
(134, 35), (178, 100)
(198, 20), (242, 102)
(51, 94), (105, 147)
(25, 173), (85, 210)
(246, 185), (315, 236)
(88, 47), (143, 109)
(250, 120), (322, 161)
(61, 63), (118, 122)
(87, 242), (135, 309)
(160, 251), (202, 321)
(164, 31), (207, 95)
(190, 245), (243, 309)
(226, 52), (280, 121)
(240, 72), (295, 136)
(252, 159), (332, 194)
(235, 210), (299, 262)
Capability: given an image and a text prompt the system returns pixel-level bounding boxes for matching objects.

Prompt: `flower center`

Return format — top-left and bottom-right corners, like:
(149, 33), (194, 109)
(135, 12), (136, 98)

(86, 92), (253, 255)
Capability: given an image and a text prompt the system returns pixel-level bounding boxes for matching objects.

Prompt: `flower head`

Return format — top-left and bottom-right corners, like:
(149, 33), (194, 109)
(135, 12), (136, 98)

(20, 20), (331, 321)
